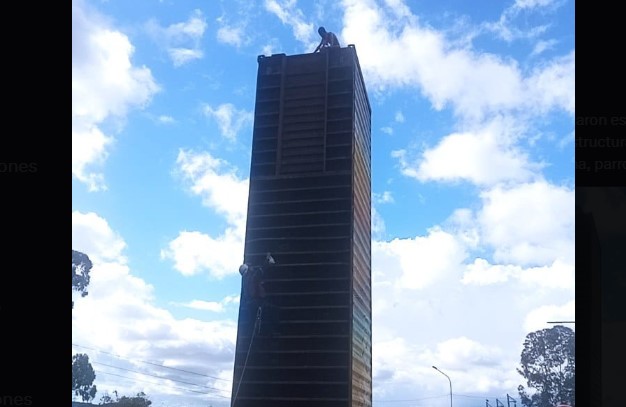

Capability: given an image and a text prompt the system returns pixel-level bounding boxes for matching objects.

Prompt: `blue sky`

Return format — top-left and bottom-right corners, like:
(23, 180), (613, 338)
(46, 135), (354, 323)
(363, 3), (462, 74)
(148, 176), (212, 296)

(72, 0), (575, 406)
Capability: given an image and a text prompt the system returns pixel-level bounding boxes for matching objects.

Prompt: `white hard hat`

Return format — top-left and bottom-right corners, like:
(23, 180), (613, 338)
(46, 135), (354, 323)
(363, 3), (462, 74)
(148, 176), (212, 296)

(239, 264), (249, 275)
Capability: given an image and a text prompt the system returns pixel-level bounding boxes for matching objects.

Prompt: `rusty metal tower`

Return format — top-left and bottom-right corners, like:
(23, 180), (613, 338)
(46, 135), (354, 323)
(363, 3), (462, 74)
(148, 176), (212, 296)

(231, 45), (372, 407)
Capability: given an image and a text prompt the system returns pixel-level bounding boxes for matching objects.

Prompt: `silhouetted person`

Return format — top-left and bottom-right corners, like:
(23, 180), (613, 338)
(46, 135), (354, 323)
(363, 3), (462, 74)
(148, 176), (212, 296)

(239, 255), (279, 336)
(314, 26), (340, 52)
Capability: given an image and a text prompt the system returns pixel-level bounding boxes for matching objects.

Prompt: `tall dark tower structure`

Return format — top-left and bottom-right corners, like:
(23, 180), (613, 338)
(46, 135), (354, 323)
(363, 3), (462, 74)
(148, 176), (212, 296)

(231, 45), (372, 407)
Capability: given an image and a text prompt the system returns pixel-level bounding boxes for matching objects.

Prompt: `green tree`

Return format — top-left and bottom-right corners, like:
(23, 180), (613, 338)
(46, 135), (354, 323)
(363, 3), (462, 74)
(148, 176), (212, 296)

(72, 353), (97, 402)
(99, 391), (114, 404)
(72, 249), (93, 309)
(98, 390), (151, 406)
(116, 392), (152, 407)
(517, 325), (575, 407)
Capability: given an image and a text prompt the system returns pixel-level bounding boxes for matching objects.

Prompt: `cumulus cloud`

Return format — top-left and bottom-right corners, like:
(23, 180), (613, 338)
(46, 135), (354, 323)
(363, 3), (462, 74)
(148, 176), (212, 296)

(393, 118), (544, 186)
(172, 295), (239, 312)
(146, 9), (207, 67)
(202, 103), (253, 142)
(72, 210), (236, 401)
(161, 230), (243, 278)
(73, 211), (127, 263)
(462, 258), (574, 291)
(372, 336), (517, 397)
(373, 227), (467, 290)
(477, 180), (574, 266)
(161, 149), (249, 278)
(525, 51), (575, 115)
(523, 300), (575, 332)
(174, 149), (249, 227)
(426, 337), (504, 370)
(339, 0), (573, 120)
(442, 208), (481, 249)
(72, 0), (159, 191)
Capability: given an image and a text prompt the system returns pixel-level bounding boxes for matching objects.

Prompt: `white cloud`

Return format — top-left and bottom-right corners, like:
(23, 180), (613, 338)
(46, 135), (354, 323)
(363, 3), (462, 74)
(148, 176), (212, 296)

(175, 149), (249, 227)
(442, 208), (481, 249)
(261, 42), (276, 56)
(531, 39), (558, 56)
(462, 258), (519, 285)
(395, 111), (405, 123)
(428, 337), (504, 370)
(517, 259), (574, 290)
(515, 0), (557, 9)
(381, 126), (393, 135)
(71, 126), (112, 191)
(72, 0), (159, 191)
(393, 118), (543, 186)
(146, 9), (207, 67)
(72, 211), (127, 262)
(373, 227), (467, 290)
(157, 115), (175, 124)
(72, 210), (236, 402)
(371, 206), (386, 238)
(265, 0), (315, 46)
(383, 0), (414, 20)
(372, 336), (518, 397)
(202, 103), (253, 142)
(161, 149), (249, 278)
(483, 0), (563, 43)
(462, 258), (574, 291)
(477, 180), (574, 266)
(523, 300), (575, 333)
(168, 48), (203, 67)
(373, 191), (394, 204)
(369, 197), (573, 399)
(525, 51), (575, 115)
(161, 230), (243, 278)
(217, 24), (247, 47)
(484, 11), (549, 43)
(339, 0), (573, 120)
(173, 295), (239, 312)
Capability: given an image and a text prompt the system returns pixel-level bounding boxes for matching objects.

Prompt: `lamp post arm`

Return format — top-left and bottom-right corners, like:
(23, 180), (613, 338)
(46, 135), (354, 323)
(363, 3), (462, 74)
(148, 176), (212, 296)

(433, 367), (452, 407)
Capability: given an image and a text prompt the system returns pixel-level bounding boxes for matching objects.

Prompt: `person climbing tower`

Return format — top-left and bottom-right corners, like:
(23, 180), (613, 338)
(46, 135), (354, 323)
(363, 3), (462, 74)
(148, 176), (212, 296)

(239, 253), (278, 336)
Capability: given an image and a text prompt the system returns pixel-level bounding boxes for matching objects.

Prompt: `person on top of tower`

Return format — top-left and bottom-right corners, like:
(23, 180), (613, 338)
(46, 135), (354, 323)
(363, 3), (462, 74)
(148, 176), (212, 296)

(313, 26), (340, 52)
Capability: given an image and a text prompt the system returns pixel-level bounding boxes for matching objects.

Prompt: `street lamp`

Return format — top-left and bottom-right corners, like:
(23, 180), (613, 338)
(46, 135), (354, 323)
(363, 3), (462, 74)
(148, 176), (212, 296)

(432, 366), (452, 407)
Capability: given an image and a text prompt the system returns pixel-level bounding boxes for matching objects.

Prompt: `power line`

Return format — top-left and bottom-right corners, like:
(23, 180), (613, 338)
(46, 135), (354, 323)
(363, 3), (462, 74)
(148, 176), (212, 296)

(455, 394), (508, 399)
(72, 343), (229, 381)
(78, 343), (515, 403)
(92, 361), (229, 395)
(95, 370), (230, 399)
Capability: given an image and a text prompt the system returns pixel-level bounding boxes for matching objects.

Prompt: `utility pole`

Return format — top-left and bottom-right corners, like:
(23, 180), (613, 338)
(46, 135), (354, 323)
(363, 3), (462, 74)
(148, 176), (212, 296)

(506, 394), (517, 407)
(486, 399), (492, 407)
(496, 398), (505, 407)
